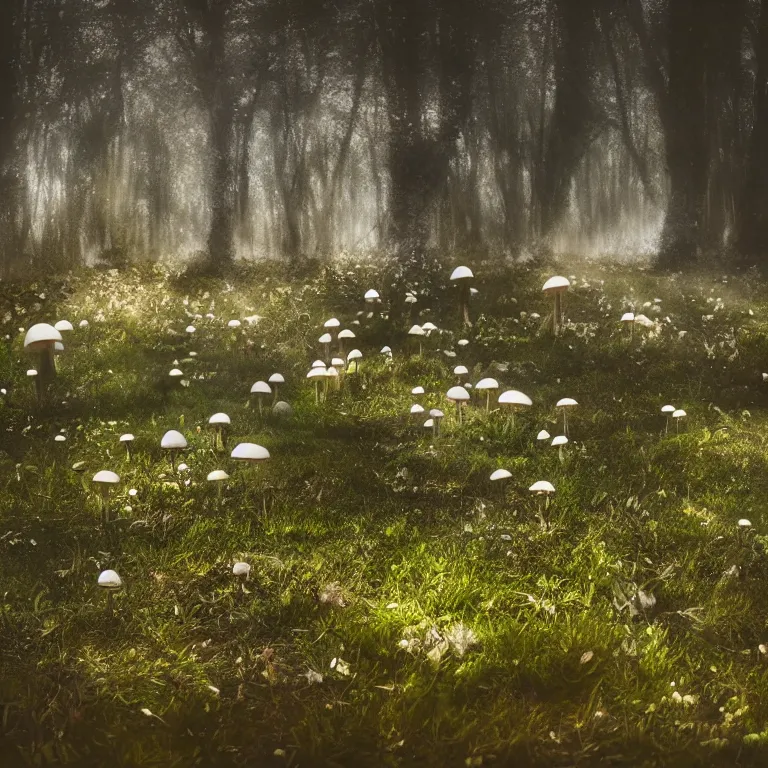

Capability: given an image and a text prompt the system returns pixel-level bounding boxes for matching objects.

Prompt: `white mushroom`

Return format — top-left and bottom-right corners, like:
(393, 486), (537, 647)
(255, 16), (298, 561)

(542, 276), (570, 335)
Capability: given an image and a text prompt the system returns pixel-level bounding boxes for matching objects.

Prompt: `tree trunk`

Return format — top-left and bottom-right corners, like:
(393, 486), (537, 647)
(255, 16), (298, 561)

(736, 0), (768, 261)
(656, 0), (711, 268)
(540, 0), (601, 239)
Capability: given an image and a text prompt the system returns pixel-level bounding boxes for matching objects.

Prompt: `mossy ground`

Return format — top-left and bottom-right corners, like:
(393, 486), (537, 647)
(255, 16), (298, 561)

(3, 257), (768, 766)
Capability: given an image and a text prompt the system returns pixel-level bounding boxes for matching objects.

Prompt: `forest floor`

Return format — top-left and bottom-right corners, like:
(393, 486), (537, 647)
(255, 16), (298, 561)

(3, 256), (768, 767)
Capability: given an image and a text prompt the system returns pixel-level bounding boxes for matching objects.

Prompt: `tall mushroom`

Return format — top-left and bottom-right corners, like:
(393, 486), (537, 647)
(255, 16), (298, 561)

(621, 312), (636, 341)
(542, 276), (570, 335)
(450, 266), (474, 327)
(268, 373), (285, 404)
(661, 404), (675, 435)
(250, 381), (272, 415)
(551, 435), (568, 462)
(231, 443), (271, 511)
(209, 412), (230, 450)
(92, 470), (120, 525)
(207, 469), (229, 507)
(307, 367), (326, 405)
(475, 378), (499, 412)
(556, 397), (578, 436)
(408, 324), (426, 356)
(319, 333), (333, 359)
(446, 385), (471, 425)
(24, 323), (63, 403)
(429, 408), (444, 437)
(119, 434), (135, 461)
(337, 329), (356, 356)
(161, 429), (187, 472)
(97, 569), (122, 616)
(498, 390), (533, 429)
(529, 480), (555, 530)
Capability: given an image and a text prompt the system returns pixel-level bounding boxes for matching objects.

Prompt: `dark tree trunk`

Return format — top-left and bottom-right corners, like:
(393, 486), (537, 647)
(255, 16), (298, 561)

(541, 0), (602, 239)
(656, 0), (712, 268)
(207, 92), (235, 269)
(736, 0), (768, 261)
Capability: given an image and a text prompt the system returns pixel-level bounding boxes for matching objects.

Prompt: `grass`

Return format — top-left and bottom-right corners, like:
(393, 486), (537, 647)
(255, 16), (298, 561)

(2, 256), (768, 766)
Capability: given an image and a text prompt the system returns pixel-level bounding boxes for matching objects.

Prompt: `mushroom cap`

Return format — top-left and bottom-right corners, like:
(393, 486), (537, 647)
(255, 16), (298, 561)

(185, 325), (196, 333)
(421, 321), (438, 332)
(475, 378), (499, 390)
(457, 339), (469, 346)
(227, 319), (241, 328)
(160, 430), (187, 449)
(556, 397), (578, 408)
(207, 469), (229, 482)
(54, 341), (64, 353)
(119, 433), (135, 442)
(380, 346), (392, 354)
(93, 470), (120, 484)
(233, 562), (251, 577)
(429, 408), (444, 418)
(738, 518), (752, 527)
(634, 314), (655, 328)
(453, 365), (469, 375)
(490, 469), (512, 481)
(307, 367), (326, 379)
(410, 404), (425, 414)
(536, 430), (551, 441)
(24, 323), (62, 350)
(498, 390), (533, 407)
(54, 435), (66, 442)
(97, 569), (122, 590)
(26, 369), (37, 377)
(230, 442), (270, 461)
(423, 418), (434, 428)
(542, 276), (570, 294)
(272, 400), (293, 417)
(268, 373), (285, 384)
(661, 405), (676, 414)
(411, 386), (425, 395)
(169, 368), (183, 377)
(338, 329), (356, 339)
(318, 333), (332, 344)
(470, 287), (479, 296)
(672, 409), (687, 418)
(79, 319), (89, 328)
(54, 320), (74, 332)
(347, 349), (362, 361)
(250, 380), (272, 395)
(323, 317), (341, 328)
(325, 366), (339, 378)
(209, 412), (231, 425)
(620, 312), (635, 323)
(331, 357), (345, 367)
(311, 359), (326, 369)
(364, 289), (380, 300)
(408, 324), (425, 336)
(450, 265), (474, 281)
(405, 295), (418, 304)
(446, 385), (471, 402)
(551, 435), (569, 447)
(529, 480), (555, 494)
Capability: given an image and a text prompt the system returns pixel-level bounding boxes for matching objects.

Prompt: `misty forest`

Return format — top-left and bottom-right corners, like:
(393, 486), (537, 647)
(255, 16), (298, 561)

(6, 0), (768, 766)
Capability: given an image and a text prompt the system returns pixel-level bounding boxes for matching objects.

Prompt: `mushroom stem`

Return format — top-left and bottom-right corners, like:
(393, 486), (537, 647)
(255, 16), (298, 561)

(486, 392), (490, 413)
(460, 283), (471, 327)
(553, 293), (562, 335)
(558, 445), (564, 463)
(272, 386), (279, 406)
(106, 591), (114, 617)
(314, 381), (319, 406)
(125, 443), (132, 462)
(563, 411), (568, 437)
(169, 449), (176, 472)
(456, 402), (463, 425)
(257, 396), (263, 417)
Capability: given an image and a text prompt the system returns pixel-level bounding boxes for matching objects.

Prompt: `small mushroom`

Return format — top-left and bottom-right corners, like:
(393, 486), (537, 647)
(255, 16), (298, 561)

(208, 412), (231, 450)
(337, 328), (356, 356)
(475, 378), (499, 412)
(97, 569), (122, 616)
(119, 433), (135, 461)
(268, 373), (285, 404)
(528, 480), (556, 530)
(661, 404), (675, 435)
(307, 367), (326, 404)
(429, 408), (444, 437)
(92, 470), (120, 525)
(498, 390), (533, 429)
(24, 323), (63, 403)
(161, 430), (188, 472)
(207, 469), (229, 506)
(551, 434), (569, 462)
(249, 381), (272, 415)
(556, 397), (578, 436)
(408, 324), (426, 355)
(621, 312), (636, 340)
(450, 266), (474, 327)
(672, 408), (687, 433)
(446, 385), (471, 425)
